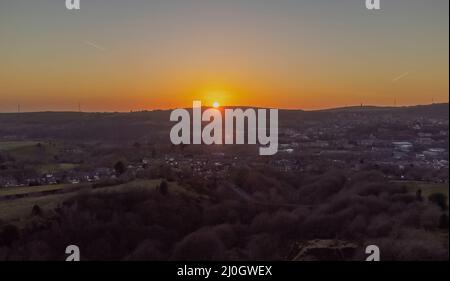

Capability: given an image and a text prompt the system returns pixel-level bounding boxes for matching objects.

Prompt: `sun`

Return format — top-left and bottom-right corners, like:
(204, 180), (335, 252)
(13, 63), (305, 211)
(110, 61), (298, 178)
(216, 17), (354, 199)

(212, 102), (220, 108)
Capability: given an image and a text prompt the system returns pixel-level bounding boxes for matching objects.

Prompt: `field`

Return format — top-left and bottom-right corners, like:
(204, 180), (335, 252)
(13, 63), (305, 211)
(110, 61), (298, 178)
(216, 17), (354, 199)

(0, 193), (73, 224)
(0, 183), (86, 225)
(0, 141), (64, 167)
(0, 179), (187, 226)
(402, 181), (449, 204)
(0, 184), (67, 197)
(35, 163), (78, 174)
(92, 179), (201, 198)
(0, 141), (40, 151)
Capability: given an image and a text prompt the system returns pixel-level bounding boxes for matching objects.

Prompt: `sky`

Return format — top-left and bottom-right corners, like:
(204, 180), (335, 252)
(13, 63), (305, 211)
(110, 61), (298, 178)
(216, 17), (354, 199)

(0, 0), (448, 112)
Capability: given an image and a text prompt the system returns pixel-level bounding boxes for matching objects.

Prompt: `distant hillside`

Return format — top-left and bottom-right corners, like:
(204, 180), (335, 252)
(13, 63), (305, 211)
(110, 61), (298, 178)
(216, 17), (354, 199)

(0, 103), (447, 142)
(322, 103), (449, 117)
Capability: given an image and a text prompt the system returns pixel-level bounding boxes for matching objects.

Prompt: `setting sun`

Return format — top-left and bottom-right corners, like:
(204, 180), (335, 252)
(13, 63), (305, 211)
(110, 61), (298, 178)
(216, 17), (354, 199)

(213, 102), (220, 108)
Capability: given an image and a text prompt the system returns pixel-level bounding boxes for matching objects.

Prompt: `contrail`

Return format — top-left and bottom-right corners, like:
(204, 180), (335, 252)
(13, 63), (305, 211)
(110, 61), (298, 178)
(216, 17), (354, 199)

(84, 40), (106, 51)
(392, 72), (409, 83)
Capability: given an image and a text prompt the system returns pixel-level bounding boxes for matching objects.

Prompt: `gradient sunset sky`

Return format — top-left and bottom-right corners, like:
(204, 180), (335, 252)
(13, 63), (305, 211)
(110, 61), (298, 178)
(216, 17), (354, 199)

(0, 0), (448, 112)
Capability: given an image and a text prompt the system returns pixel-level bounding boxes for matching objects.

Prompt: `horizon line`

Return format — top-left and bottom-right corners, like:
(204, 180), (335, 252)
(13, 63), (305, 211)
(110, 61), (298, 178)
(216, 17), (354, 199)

(0, 102), (448, 114)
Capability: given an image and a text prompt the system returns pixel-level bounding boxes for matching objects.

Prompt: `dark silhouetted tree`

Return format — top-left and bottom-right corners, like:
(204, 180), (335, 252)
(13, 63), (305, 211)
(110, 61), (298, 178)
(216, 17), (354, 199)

(416, 189), (423, 201)
(114, 161), (126, 176)
(429, 193), (448, 210)
(159, 180), (169, 196)
(31, 205), (43, 217)
(439, 214), (449, 229)
(0, 225), (20, 246)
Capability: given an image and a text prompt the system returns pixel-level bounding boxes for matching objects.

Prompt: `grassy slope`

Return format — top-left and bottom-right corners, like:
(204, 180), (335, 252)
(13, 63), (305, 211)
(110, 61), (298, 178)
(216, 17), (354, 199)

(0, 184), (67, 197)
(0, 179), (194, 227)
(0, 141), (40, 151)
(403, 181), (449, 204)
(0, 193), (72, 224)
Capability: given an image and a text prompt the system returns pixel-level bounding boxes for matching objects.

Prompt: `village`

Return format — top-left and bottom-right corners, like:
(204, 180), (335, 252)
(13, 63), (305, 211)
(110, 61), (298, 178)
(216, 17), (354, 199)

(0, 108), (448, 189)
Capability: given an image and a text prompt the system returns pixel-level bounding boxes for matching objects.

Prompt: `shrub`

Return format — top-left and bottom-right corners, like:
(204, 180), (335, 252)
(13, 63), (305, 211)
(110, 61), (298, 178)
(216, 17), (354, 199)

(428, 193), (448, 211)
(114, 161), (126, 175)
(125, 240), (165, 261)
(31, 205), (43, 217)
(0, 225), (20, 246)
(245, 233), (280, 260)
(439, 214), (449, 229)
(172, 229), (225, 260)
(159, 180), (169, 196)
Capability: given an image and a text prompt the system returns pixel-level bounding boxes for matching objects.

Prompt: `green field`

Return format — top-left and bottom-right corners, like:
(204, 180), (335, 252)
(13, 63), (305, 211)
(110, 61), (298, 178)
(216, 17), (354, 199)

(92, 179), (198, 198)
(0, 184), (67, 197)
(0, 141), (40, 151)
(36, 163), (78, 174)
(402, 181), (449, 204)
(0, 179), (196, 226)
(0, 141), (62, 166)
(0, 193), (73, 224)
(0, 184), (82, 224)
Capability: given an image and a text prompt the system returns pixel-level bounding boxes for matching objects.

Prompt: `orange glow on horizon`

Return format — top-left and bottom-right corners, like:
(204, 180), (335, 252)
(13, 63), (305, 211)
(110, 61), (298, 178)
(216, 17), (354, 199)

(0, 1), (448, 113)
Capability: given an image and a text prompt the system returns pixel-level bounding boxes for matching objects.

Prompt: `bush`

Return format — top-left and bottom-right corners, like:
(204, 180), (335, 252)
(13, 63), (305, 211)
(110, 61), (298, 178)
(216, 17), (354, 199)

(428, 193), (448, 211)
(373, 228), (449, 260)
(0, 225), (20, 246)
(159, 180), (169, 196)
(114, 161), (126, 175)
(245, 233), (280, 260)
(31, 205), (43, 217)
(439, 214), (449, 229)
(125, 240), (165, 261)
(172, 229), (225, 260)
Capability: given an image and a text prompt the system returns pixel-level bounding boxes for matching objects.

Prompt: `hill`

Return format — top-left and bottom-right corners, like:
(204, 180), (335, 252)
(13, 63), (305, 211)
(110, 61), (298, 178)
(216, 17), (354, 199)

(0, 103), (447, 142)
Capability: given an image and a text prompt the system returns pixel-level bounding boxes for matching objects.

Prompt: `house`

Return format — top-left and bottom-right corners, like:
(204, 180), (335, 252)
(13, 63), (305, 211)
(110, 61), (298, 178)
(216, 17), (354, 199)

(392, 142), (413, 152)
